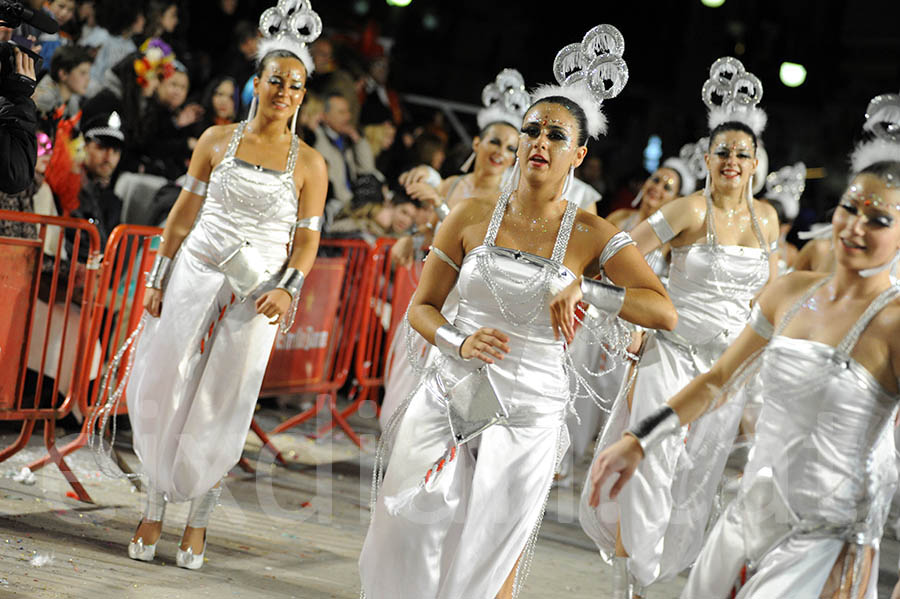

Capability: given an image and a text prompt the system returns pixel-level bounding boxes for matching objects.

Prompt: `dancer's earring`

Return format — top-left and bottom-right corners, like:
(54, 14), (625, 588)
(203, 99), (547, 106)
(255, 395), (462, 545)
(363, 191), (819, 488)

(860, 250), (900, 278)
(746, 174), (754, 203)
(501, 158), (520, 194)
(703, 173), (711, 200)
(630, 190), (644, 208)
(460, 152), (475, 173)
(248, 95), (258, 121)
(290, 107), (299, 135)
(561, 165), (575, 199)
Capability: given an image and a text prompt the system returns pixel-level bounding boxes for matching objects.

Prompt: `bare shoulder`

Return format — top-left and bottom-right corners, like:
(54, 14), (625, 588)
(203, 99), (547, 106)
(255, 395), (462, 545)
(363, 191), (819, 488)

(571, 209), (622, 256)
(752, 199), (781, 238)
(294, 139), (327, 176)
(762, 270), (827, 312)
(871, 295), (900, 343)
(452, 196), (495, 223)
(607, 208), (634, 228)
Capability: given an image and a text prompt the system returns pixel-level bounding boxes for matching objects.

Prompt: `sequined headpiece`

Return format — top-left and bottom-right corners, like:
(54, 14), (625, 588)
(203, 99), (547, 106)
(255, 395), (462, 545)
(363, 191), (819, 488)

(703, 57), (767, 136)
(765, 162), (806, 220)
(476, 69), (531, 131)
(850, 92), (900, 175)
(662, 138), (707, 196)
(256, 0), (322, 76)
(531, 24), (629, 139)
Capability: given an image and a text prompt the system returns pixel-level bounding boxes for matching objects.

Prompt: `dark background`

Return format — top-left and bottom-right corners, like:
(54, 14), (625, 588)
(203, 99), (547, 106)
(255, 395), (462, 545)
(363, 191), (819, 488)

(216, 0), (900, 224)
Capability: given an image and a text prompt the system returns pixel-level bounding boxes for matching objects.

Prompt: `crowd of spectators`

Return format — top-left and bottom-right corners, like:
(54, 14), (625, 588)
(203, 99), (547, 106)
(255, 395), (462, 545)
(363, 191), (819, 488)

(2, 0), (612, 255)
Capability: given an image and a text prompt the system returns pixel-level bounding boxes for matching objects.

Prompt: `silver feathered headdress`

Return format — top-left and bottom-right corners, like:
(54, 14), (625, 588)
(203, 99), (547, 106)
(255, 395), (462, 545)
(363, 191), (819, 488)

(702, 57), (767, 136)
(662, 138), (708, 196)
(531, 24), (629, 139)
(256, 0), (322, 76)
(765, 162), (806, 221)
(477, 69), (531, 131)
(850, 92), (900, 175)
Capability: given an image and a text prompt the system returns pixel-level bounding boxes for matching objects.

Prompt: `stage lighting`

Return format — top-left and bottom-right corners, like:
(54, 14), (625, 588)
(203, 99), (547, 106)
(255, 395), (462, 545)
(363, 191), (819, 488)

(779, 62), (807, 87)
(386, 0), (412, 6)
(644, 135), (662, 173)
(700, 0), (725, 7)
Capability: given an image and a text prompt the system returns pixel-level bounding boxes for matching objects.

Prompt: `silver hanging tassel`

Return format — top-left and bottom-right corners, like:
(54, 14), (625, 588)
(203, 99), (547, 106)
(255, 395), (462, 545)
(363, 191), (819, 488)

(460, 152), (475, 173)
(560, 165), (575, 199)
(630, 189), (644, 207)
(746, 174), (754, 203)
(290, 107), (299, 135)
(860, 250), (900, 278)
(248, 95), (258, 121)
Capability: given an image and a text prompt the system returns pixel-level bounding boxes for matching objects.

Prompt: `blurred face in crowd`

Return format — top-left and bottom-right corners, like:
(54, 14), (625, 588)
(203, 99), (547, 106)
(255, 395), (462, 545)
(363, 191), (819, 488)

(370, 57), (389, 85)
(160, 3), (179, 33)
(310, 39), (334, 73)
(48, 0), (76, 26)
(0, 26), (12, 42)
(212, 79), (236, 120)
(473, 122), (518, 177)
(60, 61), (91, 97)
(84, 140), (121, 181)
(157, 71), (189, 111)
(391, 202), (417, 234)
(239, 34), (259, 60)
(638, 167), (680, 216)
(254, 56), (307, 123)
(78, 1), (95, 27)
(323, 95), (352, 133)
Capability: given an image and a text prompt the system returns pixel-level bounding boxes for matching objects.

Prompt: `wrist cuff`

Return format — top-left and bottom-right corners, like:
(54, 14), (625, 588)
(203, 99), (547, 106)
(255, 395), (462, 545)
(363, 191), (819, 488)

(625, 405), (681, 454)
(145, 254), (173, 289)
(276, 268), (305, 299)
(435, 324), (468, 359)
(435, 202), (451, 221)
(580, 277), (626, 317)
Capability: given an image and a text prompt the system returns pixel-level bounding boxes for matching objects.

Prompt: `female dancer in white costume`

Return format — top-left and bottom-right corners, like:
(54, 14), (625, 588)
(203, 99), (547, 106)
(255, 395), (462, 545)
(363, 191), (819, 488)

(381, 69), (527, 428)
(559, 143), (703, 485)
(122, 1), (327, 569)
(590, 92), (900, 599)
(580, 57), (780, 597)
(359, 25), (677, 599)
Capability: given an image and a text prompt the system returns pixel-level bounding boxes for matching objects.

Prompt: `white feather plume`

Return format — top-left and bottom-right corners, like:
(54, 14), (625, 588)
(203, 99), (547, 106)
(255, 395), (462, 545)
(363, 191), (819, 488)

(256, 36), (315, 76)
(530, 82), (607, 139)
(476, 105), (523, 131)
(851, 138), (900, 174)
(707, 105), (767, 137)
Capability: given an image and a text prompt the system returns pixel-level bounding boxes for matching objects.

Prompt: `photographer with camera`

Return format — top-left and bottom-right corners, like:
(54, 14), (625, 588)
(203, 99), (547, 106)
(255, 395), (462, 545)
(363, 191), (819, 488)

(1, 2), (49, 194)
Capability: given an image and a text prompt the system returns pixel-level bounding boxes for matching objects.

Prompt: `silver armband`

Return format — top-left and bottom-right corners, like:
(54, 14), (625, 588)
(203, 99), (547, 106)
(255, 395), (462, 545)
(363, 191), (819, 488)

(435, 202), (451, 221)
(580, 277), (626, 317)
(435, 324), (468, 359)
(275, 268), (305, 299)
(748, 303), (774, 340)
(145, 254), (173, 289)
(625, 405), (681, 454)
(423, 165), (442, 189)
(647, 210), (676, 244)
(182, 174), (209, 197)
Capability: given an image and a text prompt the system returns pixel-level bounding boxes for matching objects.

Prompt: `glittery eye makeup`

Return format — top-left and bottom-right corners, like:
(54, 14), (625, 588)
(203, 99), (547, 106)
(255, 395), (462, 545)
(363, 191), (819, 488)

(713, 143), (753, 160)
(651, 175), (677, 192)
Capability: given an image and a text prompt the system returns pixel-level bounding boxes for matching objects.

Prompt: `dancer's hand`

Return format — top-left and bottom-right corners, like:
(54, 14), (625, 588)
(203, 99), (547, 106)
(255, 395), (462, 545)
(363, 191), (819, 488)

(390, 235), (415, 267)
(627, 330), (644, 355)
(588, 436), (643, 506)
(399, 165), (436, 187)
(892, 579), (900, 599)
(144, 288), (163, 317)
(256, 289), (292, 324)
(549, 278), (582, 344)
(405, 181), (442, 208)
(460, 328), (510, 364)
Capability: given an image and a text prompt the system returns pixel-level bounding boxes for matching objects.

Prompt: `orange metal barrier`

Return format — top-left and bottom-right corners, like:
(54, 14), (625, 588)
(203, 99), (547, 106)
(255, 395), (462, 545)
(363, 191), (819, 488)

(0, 209), (102, 502)
(268, 238), (371, 447)
(26, 224), (288, 484)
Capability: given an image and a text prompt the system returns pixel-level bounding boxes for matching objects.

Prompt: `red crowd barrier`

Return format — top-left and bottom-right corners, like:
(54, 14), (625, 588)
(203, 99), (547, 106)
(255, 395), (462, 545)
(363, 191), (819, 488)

(267, 238), (372, 447)
(0, 209), (102, 502)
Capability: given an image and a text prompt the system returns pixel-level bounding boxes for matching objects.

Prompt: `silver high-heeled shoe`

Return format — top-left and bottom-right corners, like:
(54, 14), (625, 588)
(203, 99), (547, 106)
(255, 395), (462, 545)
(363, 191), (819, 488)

(128, 487), (166, 562)
(176, 539), (206, 570)
(176, 486), (221, 570)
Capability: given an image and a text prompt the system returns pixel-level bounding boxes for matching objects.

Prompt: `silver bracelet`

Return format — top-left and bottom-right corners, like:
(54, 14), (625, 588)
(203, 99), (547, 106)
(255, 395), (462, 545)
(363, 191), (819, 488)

(580, 277), (626, 317)
(435, 202), (451, 221)
(145, 254), (173, 289)
(435, 324), (468, 359)
(647, 210), (676, 244)
(625, 405), (681, 454)
(275, 268), (304, 299)
(182, 174), (208, 197)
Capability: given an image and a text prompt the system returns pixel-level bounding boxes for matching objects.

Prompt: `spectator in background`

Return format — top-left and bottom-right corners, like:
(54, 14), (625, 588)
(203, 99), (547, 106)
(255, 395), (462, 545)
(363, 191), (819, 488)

(409, 131), (446, 174)
(363, 121), (396, 170)
(219, 20), (258, 93)
(33, 45), (92, 123)
(0, 131), (53, 239)
(69, 0), (97, 41)
(83, 1), (145, 98)
(359, 51), (403, 127)
(194, 75), (238, 132)
(314, 92), (383, 220)
(329, 184), (420, 243)
(140, 0), (179, 42)
(308, 38), (361, 126)
(67, 111), (124, 256)
(576, 155), (606, 197)
(296, 92), (323, 146)
(17, 0), (75, 68)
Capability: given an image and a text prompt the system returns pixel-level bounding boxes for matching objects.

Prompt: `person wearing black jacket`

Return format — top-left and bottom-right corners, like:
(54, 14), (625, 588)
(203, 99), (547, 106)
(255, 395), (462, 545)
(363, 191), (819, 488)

(0, 46), (38, 194)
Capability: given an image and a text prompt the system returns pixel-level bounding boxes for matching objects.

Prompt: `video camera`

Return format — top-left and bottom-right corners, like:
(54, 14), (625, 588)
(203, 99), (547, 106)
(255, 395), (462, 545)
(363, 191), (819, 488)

(0, 0), (58, 96)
